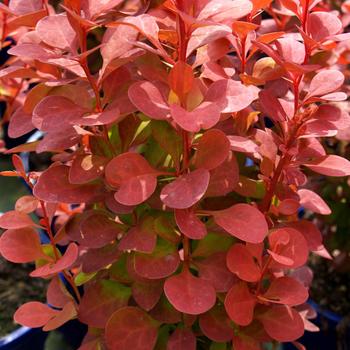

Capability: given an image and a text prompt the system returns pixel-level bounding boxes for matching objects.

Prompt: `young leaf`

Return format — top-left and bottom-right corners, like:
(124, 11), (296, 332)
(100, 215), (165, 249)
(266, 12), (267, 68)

(168, 61), (194, 100)
(164, 268), (216, 315)
(160, 169), (210, 209)
(213, 204), (268, 243)
(105, 307), (159, 350)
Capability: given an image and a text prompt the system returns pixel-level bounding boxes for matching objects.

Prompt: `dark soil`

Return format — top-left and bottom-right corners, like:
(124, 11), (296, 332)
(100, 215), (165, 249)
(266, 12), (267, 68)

(310, 255), (350, 317)
(0, 257), (47, 337)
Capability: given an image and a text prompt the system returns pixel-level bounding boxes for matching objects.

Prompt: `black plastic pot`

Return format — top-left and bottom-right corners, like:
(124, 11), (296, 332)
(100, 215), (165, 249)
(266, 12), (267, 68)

(284, 301), (350, 350)
(0, 320), (86, 350)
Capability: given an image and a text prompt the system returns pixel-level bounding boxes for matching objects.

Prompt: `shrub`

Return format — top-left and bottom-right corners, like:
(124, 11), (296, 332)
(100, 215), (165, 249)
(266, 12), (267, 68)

(0, 0), (350, 349)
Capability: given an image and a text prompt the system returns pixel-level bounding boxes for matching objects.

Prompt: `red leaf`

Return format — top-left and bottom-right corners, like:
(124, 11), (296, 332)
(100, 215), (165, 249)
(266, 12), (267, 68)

(78, 280), (131, 328)
(0, 228), (46, 263)
(206, 152), (239, 197)
(268, 228), (309, 268)
(259, 90), (288, 122)
(199, 305), (233, 342)
(307, 12), (342, 42)
(258, 305), (304, 342)
(79, 212), (121, 249)
(30, 243), (79, 277)
(15, 196), (39, 214)
(226, 243), (261, 282)
(0, 210), (39, 229)
(133, 239), (180, 279)
(175, 209), (207, 240)
(36, 13), (77, 50)
(47, 276), (72, 309)
(232, 334), (261, 350)
(206, 79), (258, 113)
(128, 81), (170, 120)
(192, 129), (230, 170)
(224, 282), (256, 326)
(8, 107), (35, 138)
(213, 204), (268, 243)
(32, 96), (87, 131)
(297, 189), (331, 215)
(286, 220), (329, 257)
(197, 252), (235, 292)
(303, 155), (350, 177)
(105, 152), (159, 206)
(14, 302), (58, 328)
(170, 102), (221, 132)
(167, 328), (196, 350)
(43, 301), (77, 331)
(9, 0), (43, 15)
(164, 268), (216, 315)
(69, 154), (107, 184)
(81, 243), (121, 274)
(160, 169), (210, 209)
(305, 70), (344, 100)
(105, 307), (159, 350)
(261, 277), (308, 306)
(168, 61), (194, 99)
(34, 165), (101, 204)
(132, 280), (163, 311)
(119, 217), (157, 253)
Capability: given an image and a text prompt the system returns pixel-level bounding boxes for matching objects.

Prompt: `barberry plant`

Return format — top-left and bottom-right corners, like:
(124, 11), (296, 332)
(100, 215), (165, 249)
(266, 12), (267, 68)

(0, 0), (350, 349)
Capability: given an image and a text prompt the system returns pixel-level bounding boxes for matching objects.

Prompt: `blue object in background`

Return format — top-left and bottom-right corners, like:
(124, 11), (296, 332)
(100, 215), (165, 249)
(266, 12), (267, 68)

(0, 320), (87, 350)
(284, 301), (350, 350)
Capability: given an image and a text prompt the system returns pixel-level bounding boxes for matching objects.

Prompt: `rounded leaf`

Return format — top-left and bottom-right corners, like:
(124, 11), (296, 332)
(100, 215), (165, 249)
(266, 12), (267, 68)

(161, 169), (210, 209)
(261, 276), (308, 306)
(258, 305), (304, 342)
(175, 209), (207, 240)
(213, 204), (268, 243)
(14, 302), (58, 328)
(167, 328), (196, 350)
(199, 305), (233, 342)
(226, 243), (261, 282)
(193, 129), (230, 170)
(164, 269), (216, 315)
(0, 227), (45, 263)
(105, 307), (159, 350)
(224, 282), (256, 326)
